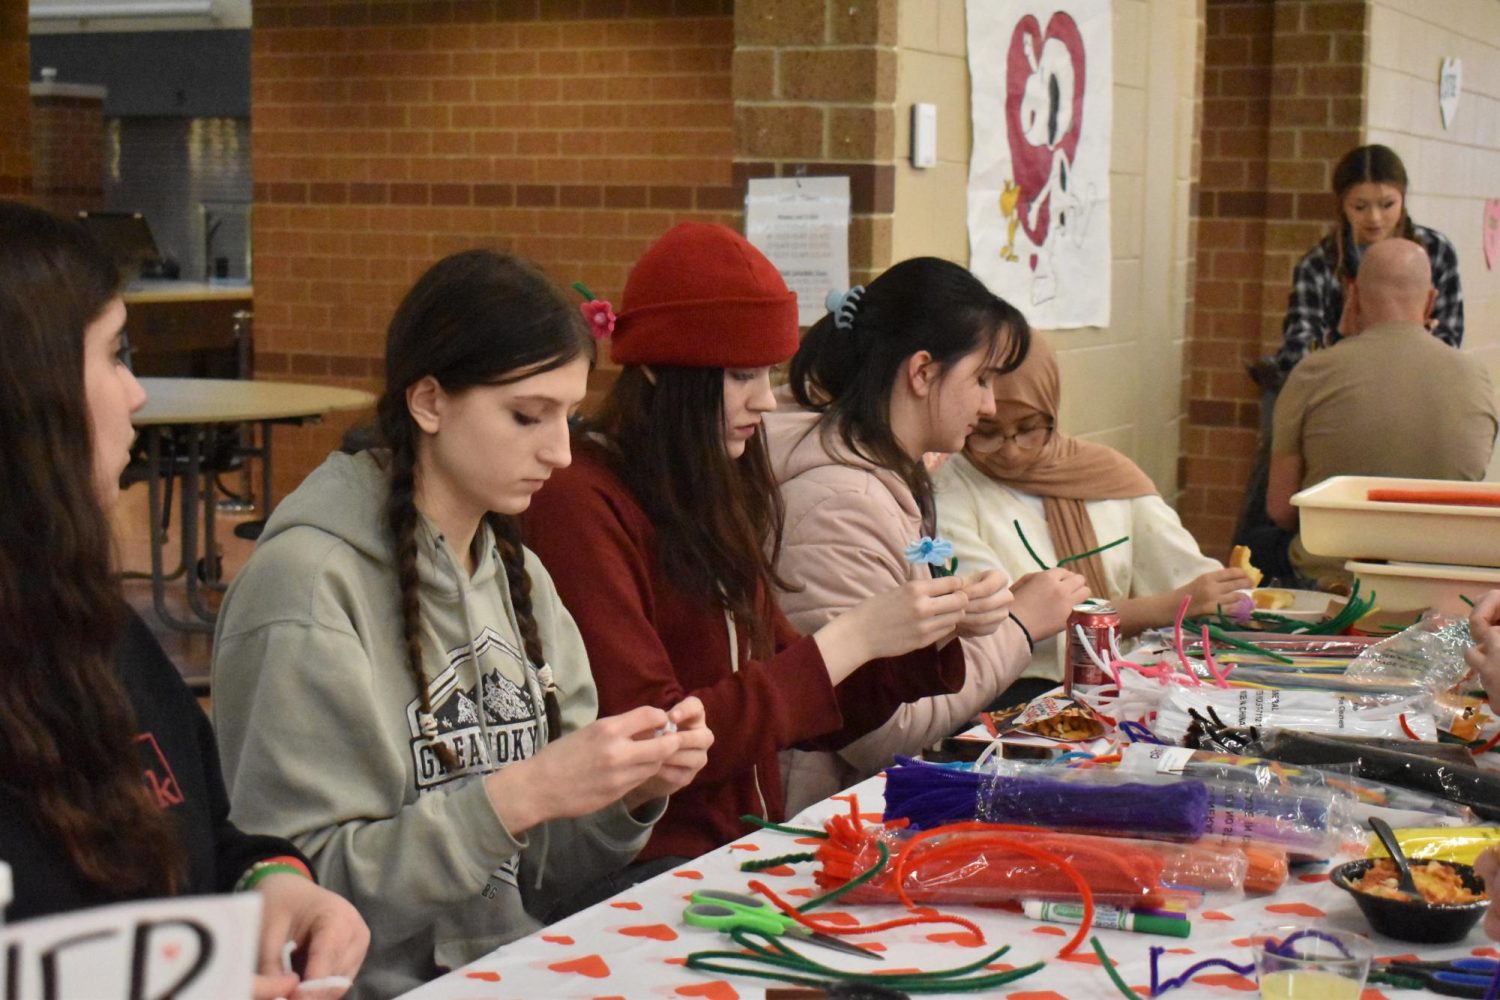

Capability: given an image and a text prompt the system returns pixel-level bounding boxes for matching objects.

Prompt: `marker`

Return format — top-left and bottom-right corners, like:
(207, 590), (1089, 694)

(1020, 900), (1191, 938)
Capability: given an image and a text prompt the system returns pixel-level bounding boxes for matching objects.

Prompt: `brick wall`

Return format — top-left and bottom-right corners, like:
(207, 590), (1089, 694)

(251, 0), (736, 495)
(1181, 0), (1365, 558)
(0, 2), (32, 200)
(734, 0), (897, 284)
(30, 91), (105, 216)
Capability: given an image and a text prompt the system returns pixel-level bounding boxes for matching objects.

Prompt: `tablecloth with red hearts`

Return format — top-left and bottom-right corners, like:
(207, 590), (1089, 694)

(399, 773), (1490, 999)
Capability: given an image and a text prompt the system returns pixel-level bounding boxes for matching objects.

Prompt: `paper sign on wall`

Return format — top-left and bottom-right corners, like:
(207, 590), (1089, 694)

(745, 176), (851, 327)
(0, 893), (260, 999)
(1439, 56), (1462, 129)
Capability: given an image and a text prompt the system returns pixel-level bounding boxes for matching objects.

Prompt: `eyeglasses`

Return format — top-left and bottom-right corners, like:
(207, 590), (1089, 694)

(968, 422), (1054, 454)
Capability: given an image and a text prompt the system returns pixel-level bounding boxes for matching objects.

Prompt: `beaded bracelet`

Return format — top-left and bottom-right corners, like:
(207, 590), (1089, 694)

(235, 855), (312, 893)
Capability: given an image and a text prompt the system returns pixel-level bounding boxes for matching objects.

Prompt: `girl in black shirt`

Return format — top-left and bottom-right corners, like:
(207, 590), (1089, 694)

(0, 200), (368, 998)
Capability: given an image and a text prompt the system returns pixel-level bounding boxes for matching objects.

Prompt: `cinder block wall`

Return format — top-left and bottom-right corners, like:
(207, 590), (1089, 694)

(250, 0), (737, 494)
(890, 0), (966, 265)
(1182, 0), (1365, 558)
(734, 0), (898, 285)
(0, 2), (33, 201)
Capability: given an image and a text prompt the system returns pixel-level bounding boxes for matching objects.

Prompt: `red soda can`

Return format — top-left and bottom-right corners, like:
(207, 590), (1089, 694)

(1064, 602), (1120, 695)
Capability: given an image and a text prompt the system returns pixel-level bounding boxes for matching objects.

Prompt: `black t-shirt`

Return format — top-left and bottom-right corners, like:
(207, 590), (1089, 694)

(0, 613), (306, 922)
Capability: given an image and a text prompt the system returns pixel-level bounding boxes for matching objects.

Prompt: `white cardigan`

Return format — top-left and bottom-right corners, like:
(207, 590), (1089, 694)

(934, 454), (1221, 681)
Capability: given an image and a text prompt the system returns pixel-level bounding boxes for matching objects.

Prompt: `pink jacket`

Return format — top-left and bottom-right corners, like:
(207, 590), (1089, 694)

(766, 403), (1032, 815)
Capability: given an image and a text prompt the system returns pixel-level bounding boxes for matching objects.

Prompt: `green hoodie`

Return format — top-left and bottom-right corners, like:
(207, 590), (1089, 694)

(212, 451), (659, 999)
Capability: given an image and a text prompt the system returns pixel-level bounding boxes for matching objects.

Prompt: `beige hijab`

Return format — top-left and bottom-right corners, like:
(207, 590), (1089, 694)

(962, 337), (1156, 597)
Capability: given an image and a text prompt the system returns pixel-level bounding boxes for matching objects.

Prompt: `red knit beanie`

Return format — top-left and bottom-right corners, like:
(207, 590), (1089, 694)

(611, 223), (800, 368)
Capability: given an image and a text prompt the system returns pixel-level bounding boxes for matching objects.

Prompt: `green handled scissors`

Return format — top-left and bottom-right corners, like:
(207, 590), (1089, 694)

(683, 889), (881, 961)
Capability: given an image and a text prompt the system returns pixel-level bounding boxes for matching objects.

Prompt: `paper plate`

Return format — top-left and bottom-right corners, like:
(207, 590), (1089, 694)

(1248, 588), (1337, 621)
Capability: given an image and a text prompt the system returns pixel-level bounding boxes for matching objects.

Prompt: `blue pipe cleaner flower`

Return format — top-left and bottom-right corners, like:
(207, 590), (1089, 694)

(904, 535), (955, 567)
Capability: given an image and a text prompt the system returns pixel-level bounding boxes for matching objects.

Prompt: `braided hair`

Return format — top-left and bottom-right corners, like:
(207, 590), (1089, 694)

(376, 250), (590, 772)
(487, 513), (562, 738)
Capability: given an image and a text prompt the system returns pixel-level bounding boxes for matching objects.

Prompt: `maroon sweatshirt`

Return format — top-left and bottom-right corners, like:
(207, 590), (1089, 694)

(522, 446), (965, 861)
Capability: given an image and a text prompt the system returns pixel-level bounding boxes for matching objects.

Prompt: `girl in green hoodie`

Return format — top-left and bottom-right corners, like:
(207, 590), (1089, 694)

(212, 250), (711, 998)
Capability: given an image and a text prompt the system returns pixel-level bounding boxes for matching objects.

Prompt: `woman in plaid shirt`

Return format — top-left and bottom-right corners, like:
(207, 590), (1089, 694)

(1276, 144), (1463, 373)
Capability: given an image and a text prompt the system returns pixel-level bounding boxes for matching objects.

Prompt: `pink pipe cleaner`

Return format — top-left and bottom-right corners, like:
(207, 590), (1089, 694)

(1170, 595), (1203, 686)
(1117, 660), (1201, 687)
(1199, 625), (1232, 688)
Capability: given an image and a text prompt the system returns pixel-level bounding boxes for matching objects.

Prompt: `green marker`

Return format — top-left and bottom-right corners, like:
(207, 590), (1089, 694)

(1020, 900), (1191, 938)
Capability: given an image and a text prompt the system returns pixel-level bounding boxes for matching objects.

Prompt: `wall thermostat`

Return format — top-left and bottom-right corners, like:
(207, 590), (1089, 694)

(911, 103), (937, 169)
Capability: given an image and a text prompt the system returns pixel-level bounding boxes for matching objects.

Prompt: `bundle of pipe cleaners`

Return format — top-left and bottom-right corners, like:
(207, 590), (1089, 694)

(1116, 743), (1475, 825)
(816, 819), (1168, 908)
(883, 758), (1355, 860)
(1243, 729), (1500, 822)
(812, 816), (1283, 901)
(883, 757), (1210, 837)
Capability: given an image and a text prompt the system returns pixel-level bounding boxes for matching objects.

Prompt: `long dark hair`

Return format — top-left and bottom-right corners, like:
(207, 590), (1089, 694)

(376, 249), (592, 771)
(1331, 144), (1417, 280)
(0, 200), (184, 897)
(788, 257), (1030, 530)
(589, 366), (786, 659)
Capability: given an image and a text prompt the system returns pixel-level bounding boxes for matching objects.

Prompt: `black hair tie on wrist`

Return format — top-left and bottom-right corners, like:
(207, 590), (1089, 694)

(1010, 613), (1036, 654)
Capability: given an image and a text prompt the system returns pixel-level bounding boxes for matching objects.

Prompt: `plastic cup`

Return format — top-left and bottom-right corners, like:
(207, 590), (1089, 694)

(1253, 924), (1372, 1000)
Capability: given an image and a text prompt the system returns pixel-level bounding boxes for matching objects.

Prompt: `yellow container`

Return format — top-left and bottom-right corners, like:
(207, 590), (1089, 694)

(1366, 827), (1500, 867)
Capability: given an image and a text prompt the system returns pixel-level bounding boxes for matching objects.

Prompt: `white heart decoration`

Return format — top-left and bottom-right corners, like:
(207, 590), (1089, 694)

(1439, 56), (1462, 130)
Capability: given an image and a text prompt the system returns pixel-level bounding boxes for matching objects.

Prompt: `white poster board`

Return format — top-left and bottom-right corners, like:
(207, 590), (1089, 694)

(0, 893), (260, 999)
(967, 1), (1112, 329)
(745, 177), (851, 327)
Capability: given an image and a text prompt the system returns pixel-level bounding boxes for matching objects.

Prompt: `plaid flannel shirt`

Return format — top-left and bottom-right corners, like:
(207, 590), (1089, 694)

(1276, 223), (1464, 372)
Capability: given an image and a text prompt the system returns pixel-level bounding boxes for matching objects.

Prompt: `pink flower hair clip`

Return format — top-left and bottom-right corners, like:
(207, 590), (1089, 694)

(571, 281), (616, 341)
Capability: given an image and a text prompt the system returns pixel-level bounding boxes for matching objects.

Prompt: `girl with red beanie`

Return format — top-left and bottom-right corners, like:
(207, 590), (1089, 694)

(767, 258), (1076, 814)
(523, 223), (978, 864)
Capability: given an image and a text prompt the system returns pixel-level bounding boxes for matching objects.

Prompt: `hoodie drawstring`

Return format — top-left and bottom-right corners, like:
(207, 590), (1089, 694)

(428, 523), (555, 890)
(481, 533), (557, 890)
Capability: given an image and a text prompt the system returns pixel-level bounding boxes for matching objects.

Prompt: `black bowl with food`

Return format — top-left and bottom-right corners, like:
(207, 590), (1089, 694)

(1331, 858), (1487, 944)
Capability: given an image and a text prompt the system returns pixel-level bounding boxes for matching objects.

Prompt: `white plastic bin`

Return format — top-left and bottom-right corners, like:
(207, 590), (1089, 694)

(1292, 476), (1500, 567)
(1344, 560), (1500, 616)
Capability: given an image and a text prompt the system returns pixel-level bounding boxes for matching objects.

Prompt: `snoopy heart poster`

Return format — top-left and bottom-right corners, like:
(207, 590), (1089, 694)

(967, 2), (1112, 329)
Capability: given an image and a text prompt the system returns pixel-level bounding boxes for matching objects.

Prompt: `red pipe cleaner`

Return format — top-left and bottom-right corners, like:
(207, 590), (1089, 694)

(1398, 713), (1421, 740)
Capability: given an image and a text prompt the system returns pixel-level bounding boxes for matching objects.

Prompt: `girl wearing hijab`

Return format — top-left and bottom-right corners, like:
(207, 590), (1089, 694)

(936, 336), (1251, 696)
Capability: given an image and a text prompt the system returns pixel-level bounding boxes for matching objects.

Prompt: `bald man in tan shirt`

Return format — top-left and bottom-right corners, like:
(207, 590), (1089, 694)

(1267, 237), (1497, 587)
